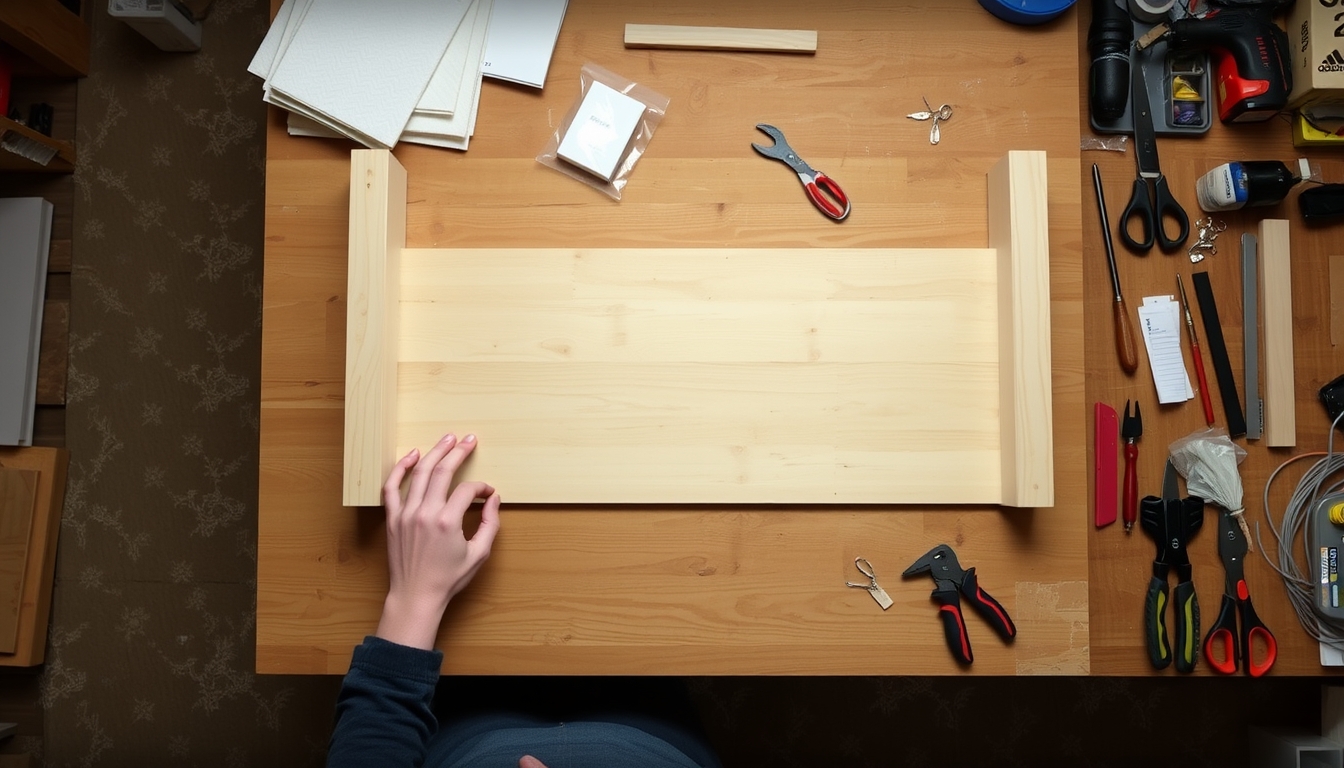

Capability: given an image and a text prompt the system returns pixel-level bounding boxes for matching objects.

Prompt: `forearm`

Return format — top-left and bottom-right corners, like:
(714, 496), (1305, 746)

(327, 636), (443, 768)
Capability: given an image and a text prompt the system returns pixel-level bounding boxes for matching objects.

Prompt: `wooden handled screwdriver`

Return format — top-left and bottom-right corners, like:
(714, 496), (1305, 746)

(1092, 164), (1139, 374)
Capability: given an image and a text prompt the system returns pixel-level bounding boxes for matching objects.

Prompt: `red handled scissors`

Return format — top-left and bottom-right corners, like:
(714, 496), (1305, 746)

(751, 123), (851, 222)
(1203, 509), (1277, 677)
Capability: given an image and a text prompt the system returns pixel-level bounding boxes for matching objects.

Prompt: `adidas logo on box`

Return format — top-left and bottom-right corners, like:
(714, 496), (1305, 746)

(1322, 50), (1344, 73)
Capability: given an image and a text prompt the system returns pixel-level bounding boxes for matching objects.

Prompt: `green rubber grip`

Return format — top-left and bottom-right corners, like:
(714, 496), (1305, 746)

(1173, 580), (1201, 674)
(1144, 576), (1171, 670)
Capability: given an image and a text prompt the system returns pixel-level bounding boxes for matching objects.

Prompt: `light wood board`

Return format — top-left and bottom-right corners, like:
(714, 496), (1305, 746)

(0, 467), (37, 654)
(1259, 218), (1294, 447)
(0, 447), (66, 667)
(345, 151), (1054, 507)
(624, 24), (818, 53)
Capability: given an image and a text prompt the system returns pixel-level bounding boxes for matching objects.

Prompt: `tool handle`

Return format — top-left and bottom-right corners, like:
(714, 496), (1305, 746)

(1144, 576), (1172, 670)
(1240, 592), (1277, 678)
(1173, 579), (1201, 673)
(958, 568), (1017, 641)
(1123, 443), (1138, 531)
(1191, 339), (1215, 426)
(1203, 594), (1240, 675)
(932, 588), (973, 665)
(804, 173), (851, 221)
(1114, 297), (1138, 374)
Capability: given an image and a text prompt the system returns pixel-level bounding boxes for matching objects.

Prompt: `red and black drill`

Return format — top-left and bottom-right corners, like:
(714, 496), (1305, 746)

(1138, 0), (1293, 123)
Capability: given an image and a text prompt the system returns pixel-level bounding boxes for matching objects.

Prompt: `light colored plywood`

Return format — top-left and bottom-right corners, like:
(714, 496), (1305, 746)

(988, 151), (1053, 508)
(0, 446), (66, 667)
(1259, 219), (1294, 448)
(346, 151), (1054, 507)
(342, 149), (405, 506)
(0, 467), (38, 654)
(624, 24), (817, 53)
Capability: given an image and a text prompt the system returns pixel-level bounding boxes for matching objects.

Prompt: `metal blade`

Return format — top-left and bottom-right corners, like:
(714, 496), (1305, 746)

(1131, 59), (1161, 177)
(1162, 458), (1179, 502)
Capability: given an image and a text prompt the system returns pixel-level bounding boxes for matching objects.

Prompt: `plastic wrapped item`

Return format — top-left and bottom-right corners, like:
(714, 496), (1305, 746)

(1081, 135), (1129, 152)
(537, 63), (669, 200)
(1169, 427), (1251, 543)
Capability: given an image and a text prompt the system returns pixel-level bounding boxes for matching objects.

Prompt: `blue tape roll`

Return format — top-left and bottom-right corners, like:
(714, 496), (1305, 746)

(978, 0), (1077, 25)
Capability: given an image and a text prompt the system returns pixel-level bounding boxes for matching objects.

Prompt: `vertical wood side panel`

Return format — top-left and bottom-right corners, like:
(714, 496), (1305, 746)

(1259, 218), (1295, 447)
(988, 150), (1054, 508)
(343, 150), (405, 506)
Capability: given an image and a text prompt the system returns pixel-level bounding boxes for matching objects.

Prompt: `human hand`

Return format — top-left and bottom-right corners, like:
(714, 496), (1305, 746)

(375, 433), (501, 650)
(519, 756), (548, 768)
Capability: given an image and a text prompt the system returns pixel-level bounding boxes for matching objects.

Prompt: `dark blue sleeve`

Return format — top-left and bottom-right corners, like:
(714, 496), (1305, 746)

(327, 636), (444, 768)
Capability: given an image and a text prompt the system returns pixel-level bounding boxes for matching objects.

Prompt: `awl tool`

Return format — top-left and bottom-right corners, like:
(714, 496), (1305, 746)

(902, 544), (1016, 665)
(1121, 400), (1142, 533)
(1092, 164), (1138, 374)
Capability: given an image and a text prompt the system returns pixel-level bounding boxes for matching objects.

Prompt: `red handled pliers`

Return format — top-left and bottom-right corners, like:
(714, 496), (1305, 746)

(902, 544), (1017, 665)
(751, 123), (851, 221)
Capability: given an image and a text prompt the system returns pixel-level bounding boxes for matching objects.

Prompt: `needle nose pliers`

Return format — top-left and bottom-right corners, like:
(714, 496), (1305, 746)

(902, 544), (1017, 665)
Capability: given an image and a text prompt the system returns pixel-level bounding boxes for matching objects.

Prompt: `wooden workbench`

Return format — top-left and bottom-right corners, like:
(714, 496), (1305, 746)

(257, 1), (1090, 676)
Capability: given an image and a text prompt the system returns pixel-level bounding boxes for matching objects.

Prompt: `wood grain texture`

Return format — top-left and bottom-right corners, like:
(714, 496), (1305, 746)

(0, 467), (38, 654)
(35, 299), (66, 405)
(624, 24), (817, 53)
(0, 446), (66, 667)
(1259, 219), (1294, 447)
(0, 0), (89, 77)
(260, 0), (1088, 676)
(988, 151), (1053, 508)
(1078, 0), (1344, 675)
(395, 246), (1008, 504)
(342, 150), (405, 506)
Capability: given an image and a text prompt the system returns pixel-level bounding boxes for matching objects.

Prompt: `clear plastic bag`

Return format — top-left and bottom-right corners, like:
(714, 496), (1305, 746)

(537, 63), (670, 200)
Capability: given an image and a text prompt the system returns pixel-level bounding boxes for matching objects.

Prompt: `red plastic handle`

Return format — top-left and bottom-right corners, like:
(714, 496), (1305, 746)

(1123, 443), (1138, 530)
(804, 173), (851, 221)
(1246, 625), (1277, 678)
(1191, 340), (1215, 426)
(1204, 627), (1238, 675)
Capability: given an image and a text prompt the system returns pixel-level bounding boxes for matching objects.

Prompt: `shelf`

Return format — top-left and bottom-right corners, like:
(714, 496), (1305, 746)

(0, 1), (89, 78)
(0, 116), (73, 173)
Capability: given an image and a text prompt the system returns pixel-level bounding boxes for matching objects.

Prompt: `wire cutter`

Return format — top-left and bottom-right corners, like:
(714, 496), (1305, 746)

(1139, 459), (1204, 672)
(751, 124), (851, 222)
(1203, 509), (1278, 676)
(902, 544), (1016, 665)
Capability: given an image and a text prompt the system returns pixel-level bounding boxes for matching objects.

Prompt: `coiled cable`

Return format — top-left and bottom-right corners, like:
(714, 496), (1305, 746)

(1258, 410), (1344, 650)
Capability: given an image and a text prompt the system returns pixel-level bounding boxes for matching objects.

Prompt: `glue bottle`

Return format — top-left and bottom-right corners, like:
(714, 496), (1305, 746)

(1195, 160), (1306, 213)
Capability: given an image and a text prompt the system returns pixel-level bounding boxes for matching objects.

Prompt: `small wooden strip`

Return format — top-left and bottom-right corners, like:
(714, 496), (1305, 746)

(35, 299), (66, 405)
(624, 23), (817, 53)
(0, 467), (38, 654)
(1259, 219), (1295, 447)
(988, 150), (1054, 508)
(342, 150), (405, 507)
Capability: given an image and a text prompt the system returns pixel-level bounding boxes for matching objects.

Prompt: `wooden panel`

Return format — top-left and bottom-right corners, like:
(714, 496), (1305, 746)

(0, 467), (37, 653)
(342, 150), (405, 506)
(397, 247), (1005, 504)
(1259, 219), (1294, 447)
(261, 0), (1089, 676)
(0, 117), (75, 174)
(624, 24), (817, 53)
(0, 1), (89, 77)
(988, 151), (1053, 508)
(0, 446), (66, 667)
(35, 299), (66, 405)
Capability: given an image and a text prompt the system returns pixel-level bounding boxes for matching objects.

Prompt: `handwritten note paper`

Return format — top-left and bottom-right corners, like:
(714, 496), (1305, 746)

(1138, 295), (1194, 405)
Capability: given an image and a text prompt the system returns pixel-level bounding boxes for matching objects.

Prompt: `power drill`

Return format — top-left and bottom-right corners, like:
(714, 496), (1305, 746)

(1137, 0), (1292, 124)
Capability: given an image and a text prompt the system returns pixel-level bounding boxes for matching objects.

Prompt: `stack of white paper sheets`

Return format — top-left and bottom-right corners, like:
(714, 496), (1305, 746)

(248, 0), (493, 151)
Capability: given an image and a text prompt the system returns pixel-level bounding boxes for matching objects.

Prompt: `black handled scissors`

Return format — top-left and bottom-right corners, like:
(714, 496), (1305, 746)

(751, 124), (851, 221)
(1203, 510), (1278, 677)
(1119, 62), (1188, 254)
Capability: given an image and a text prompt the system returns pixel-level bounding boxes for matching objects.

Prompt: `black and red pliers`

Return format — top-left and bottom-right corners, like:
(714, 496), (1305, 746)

(902, 544), (1017, 665)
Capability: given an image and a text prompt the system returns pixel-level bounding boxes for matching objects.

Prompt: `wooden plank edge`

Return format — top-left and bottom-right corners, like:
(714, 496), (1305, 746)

(0, 2), (90, 77)
(342, 149), (405, 507)
(0, 446), (68, 666)
(1259, 218), (1295, 447)
(624, 23), (817, 53)
(987, 150), (1054, 508)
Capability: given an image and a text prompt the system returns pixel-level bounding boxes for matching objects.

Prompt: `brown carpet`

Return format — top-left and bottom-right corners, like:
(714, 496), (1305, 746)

(24, 1), (1322, 765)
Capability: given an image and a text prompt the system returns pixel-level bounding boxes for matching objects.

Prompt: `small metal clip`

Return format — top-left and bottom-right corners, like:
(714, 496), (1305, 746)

(846, 557), (894, 610)
(906, 97), (953, 145)
(1188, 217), (1226, 263)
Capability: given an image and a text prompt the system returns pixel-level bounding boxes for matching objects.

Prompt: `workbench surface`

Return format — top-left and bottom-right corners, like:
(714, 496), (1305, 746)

(260, 0), (1087, 676)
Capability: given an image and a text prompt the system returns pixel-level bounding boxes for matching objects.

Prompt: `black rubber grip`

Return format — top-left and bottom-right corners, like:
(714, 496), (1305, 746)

(959, 568), (1017, 641)
(1173, 580), (1201, 673)
(1144, 576), (1172, 670)
(1192, 271), (1247, 437)
(933, 588), (973, 665)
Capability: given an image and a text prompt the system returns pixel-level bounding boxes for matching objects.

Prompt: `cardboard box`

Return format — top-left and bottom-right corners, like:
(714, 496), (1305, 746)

(1289, 0), (1344, 110)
